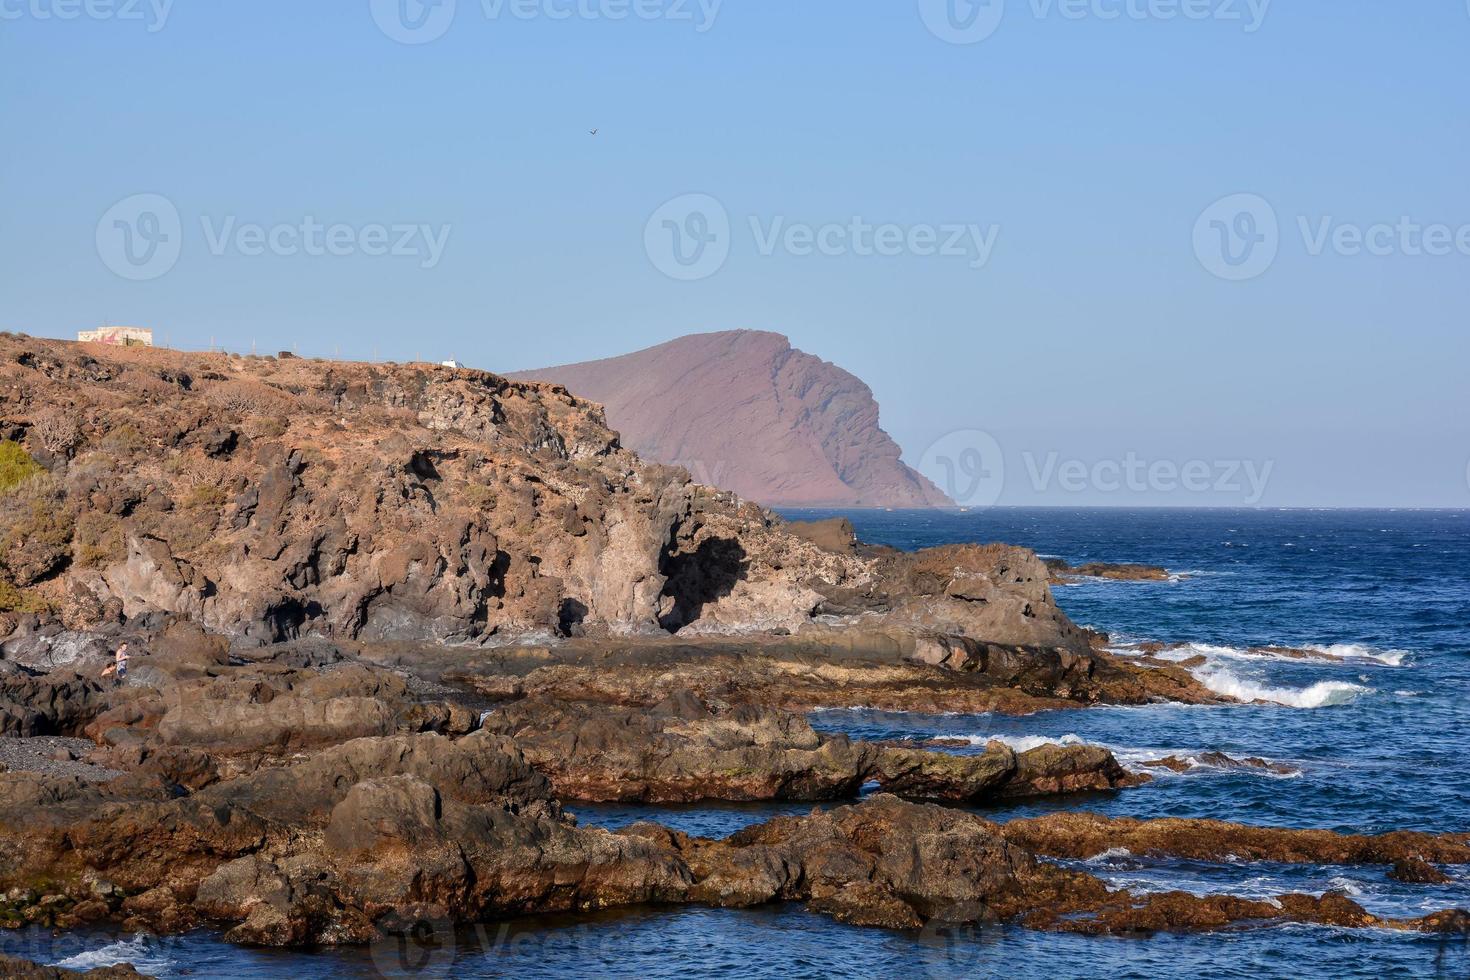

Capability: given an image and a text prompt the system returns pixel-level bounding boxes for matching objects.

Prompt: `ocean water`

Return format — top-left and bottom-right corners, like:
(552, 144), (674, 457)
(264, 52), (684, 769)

(7, 509), (1469, 978)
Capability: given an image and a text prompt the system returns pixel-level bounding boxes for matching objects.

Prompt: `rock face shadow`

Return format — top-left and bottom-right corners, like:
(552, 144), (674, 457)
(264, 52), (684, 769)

(558, 598), (589, 637)
(658, 537), (748, 632)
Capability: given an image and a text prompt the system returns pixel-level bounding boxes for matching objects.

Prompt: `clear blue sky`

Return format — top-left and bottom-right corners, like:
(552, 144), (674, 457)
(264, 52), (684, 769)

(3, 1), (1467, 506)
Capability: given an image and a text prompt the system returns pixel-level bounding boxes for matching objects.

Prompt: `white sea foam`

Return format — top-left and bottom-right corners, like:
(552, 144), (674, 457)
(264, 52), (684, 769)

(964, 733), (1297, 777)
(1301, 643), (1409, 667)
(1084, 847), (1134, 865)
(1194, 665), (1367, 708)
(967, 733), (1089, 752)
(55, 936), (172, 975)
(1142, 641), (1408, 668)
(970, 733), (1158, 769)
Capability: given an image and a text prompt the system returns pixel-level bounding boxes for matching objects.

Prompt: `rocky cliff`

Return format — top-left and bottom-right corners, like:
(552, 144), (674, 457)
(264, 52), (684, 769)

(0, 334), (862, 646)
(510, 331), (952, 509)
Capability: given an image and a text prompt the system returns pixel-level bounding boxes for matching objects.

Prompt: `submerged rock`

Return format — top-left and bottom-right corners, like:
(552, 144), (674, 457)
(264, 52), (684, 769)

(998, 812), (1470, 866)
(1046, 560), (1174, 583)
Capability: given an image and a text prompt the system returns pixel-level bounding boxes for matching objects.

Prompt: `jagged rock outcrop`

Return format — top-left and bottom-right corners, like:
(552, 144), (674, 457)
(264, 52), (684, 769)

(510, 331), (952, 508)
(0, 334), (1161, 665)
(0, 334), (868, 644)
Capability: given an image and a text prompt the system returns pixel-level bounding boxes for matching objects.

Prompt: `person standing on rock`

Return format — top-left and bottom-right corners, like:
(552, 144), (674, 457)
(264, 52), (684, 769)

(114, 643), (129, 685)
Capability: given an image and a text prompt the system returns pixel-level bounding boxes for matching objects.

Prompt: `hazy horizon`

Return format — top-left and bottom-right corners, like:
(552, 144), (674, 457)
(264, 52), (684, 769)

(3, 3), (1466, 508)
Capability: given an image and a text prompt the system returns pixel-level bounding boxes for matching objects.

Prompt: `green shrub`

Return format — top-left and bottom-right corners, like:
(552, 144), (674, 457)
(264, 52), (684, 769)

(0, 442), (41, 493)
(0, 475), (75, 586)
(0, 580), (48, 614)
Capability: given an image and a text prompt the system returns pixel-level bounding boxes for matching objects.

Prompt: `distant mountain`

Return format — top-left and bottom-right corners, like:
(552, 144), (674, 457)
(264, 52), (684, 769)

(510, 330), (952, 509)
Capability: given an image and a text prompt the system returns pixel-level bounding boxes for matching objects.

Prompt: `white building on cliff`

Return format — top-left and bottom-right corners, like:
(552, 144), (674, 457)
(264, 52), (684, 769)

(78, 326), (153, 347)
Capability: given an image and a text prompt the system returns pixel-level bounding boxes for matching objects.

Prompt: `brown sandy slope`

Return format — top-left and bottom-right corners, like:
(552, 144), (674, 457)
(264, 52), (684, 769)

(510, 330), (951, 508)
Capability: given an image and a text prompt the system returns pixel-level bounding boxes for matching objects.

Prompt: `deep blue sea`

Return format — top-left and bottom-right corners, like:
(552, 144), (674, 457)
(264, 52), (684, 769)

(8, 510), (1469, 978)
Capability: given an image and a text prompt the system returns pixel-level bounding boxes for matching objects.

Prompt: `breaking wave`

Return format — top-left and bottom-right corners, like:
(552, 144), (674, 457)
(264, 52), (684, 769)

(1131, 641), (1408, 668)
(55, 936), (173, 975)
(1301, 643), (1409, 667)
(1193, 665), (1367, 708)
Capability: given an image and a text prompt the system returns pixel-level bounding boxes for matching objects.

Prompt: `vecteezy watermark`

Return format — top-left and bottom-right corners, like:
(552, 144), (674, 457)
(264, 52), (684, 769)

(916, 916), (1003, 979)
(916, 431), (1275, 506)
(644, 194), (731, 281)
(682, 456), (735, 491)
(371, 0), (723, 44)
(198, 216), (452, 268)
(750, 217), (998, 269)
(368, 906), (457, 976)
(644, 193), (1000, 281)
(1193, 193), (1279, 281)
(918, 0), (1270, 44)
(96, 194), (452, 280)
(917, 0), (1006, 43)
(1024, 450), (1274, 503)
(0, 0), (174, 32)
(96, 194), (183, 281)
(920, 429), (1006, 508)
(371, 0), (458, 44)
(1297, 216), (1470, 259)
(1195, 192), (1470, 281)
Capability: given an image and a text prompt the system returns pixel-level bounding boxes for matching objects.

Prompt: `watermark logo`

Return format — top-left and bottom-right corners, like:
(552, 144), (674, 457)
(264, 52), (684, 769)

(371, 0), (458, 44)
(750, 216), (998, 269)
(1028, 0), (1270, 30)
(917, 432), (1275, 505)
(1196, 192), (1470, 280)
(96, 194), (452, 281)
(0, 0), (175, 32)
(96, 193), (182, 281)
(481, 0), (723, 30)
(197, 216), (452, 268)
(1193, 192), (1279, 281)
(684, 457), (736, 491)
(645, 193), (731, 281)
(644, 193), (1000, 281)
(920, 429), (1006, 507)
(1024, 450), (1274, 504)
(373, 0), (722, 43)
(918, 0), (1006, 44)
(1298, 215), (1470, 259)
(368, 906), (456, 976)
(916, 915), (1003, 979)
(919, 0), (1270, 43)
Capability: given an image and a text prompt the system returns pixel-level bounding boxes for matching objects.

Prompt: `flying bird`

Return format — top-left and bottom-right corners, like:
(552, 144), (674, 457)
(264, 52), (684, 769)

(589, 128), (598, 136)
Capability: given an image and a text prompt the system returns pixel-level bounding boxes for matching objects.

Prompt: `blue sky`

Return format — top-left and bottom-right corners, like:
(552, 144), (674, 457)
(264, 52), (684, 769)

(2, 1), (1467, 506)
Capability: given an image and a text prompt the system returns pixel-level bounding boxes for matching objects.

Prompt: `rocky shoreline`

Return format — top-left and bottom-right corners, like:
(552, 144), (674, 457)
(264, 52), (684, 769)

(0, 337), (1465, 971)
(0, 619), (1464, 961)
